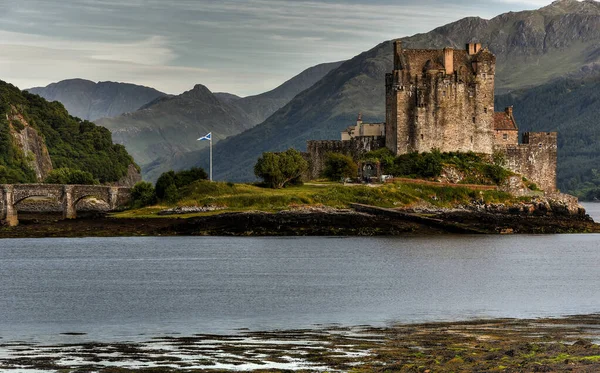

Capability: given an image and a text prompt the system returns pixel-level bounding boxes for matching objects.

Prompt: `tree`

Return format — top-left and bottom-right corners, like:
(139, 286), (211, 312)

(155, 170), (176, 200)
(323, 152), (357, 181)
(155, 167), (209, 202)
(44, 168), (97, 185)
(254, 148), (308, 188)
(129, 181), (157, 208)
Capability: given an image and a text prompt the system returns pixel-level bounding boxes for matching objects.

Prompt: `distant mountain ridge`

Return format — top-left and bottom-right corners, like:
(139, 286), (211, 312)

(94, 61), (343, 178)
(96, 84), (252, 166)
(27, 79), (166, 121)
(228, 61), (344, 125)
(165, 0), (600, 182)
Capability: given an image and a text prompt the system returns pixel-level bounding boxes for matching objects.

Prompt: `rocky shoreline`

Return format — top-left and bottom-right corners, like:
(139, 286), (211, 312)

(3, 314), (600, 372)
(0, 200), (598, 238)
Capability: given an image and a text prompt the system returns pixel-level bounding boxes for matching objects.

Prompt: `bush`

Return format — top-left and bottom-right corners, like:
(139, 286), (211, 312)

(391, 150), (443, 178)
(44, 168), (98, 185)
(323, 152), (357, 181)
(155, 167), (209, 202)
(362, 148), (395, 171)
(254, 148), (308, 188)
(129, 181), (157, 208)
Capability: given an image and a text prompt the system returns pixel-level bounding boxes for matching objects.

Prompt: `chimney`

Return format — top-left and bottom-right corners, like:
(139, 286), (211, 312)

(505, 106), (513, 118)
(357, 112), (363, 125)
(394, 40), (403, 70)
(443, 47), (454, 75)
(466, 43), (482, 55)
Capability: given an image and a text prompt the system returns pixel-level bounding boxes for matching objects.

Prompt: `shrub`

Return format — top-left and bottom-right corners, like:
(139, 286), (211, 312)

(44, 168), (98, 185)
(323, 152), (357, 181)
(363, 148), (395, 171)
(129, 181), (157, 208)
(254, 148), (308, 188)
(391, 150), (443, 178)
(155, 167), (208, 202)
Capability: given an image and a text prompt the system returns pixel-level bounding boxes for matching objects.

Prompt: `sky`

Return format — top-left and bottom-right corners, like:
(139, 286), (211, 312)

(0, 0), (554, 96)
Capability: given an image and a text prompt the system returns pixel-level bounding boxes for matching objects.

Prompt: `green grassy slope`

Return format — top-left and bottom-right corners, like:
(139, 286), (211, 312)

(0, 80), (136, 183)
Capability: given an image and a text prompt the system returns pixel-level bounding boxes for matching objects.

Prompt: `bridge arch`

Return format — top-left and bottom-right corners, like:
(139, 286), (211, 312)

(1, 184), (131, 226)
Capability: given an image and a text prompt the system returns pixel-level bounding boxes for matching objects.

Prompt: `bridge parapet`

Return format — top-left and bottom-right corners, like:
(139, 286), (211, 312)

(0, 184), (131, 226)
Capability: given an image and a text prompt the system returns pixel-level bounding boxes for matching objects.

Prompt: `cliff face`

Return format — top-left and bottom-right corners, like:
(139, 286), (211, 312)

(6, 107), (53, 181)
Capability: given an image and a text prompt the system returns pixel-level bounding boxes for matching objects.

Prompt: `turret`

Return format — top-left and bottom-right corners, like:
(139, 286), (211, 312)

(443, 47), (454, 75)
(393, 40), (403, 70)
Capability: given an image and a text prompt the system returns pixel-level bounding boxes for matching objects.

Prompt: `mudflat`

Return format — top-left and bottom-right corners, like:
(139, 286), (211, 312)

(2, 314), (600, 372)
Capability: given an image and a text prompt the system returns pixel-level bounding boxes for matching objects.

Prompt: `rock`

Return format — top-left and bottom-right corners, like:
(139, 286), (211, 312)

(157, 205), (225, 215)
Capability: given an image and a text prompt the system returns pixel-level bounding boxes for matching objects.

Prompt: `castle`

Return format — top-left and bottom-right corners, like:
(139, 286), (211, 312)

(307, 41), (557, 192)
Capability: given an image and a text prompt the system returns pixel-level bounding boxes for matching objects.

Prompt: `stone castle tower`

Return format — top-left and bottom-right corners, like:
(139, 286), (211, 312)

(385, 41), (496, 155)
(306, 40), (557, 192)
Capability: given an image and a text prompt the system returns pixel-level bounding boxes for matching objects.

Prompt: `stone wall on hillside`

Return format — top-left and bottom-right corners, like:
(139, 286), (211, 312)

(499, 132), (557, 193)
(306, 136), (385, 180)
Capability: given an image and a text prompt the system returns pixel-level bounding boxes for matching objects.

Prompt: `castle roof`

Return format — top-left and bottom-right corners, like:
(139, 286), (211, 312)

(494, 111), (518, 131)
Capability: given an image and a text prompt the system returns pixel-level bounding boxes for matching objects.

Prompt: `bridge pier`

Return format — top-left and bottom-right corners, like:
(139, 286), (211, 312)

(62, 185), (76, 220)
(1, 185), (18, 227)
(0, 184), (131, 226)
(109, 187), (119, 210)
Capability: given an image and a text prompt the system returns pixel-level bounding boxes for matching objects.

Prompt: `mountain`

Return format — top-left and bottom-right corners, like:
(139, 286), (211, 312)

(96, 84), (253, 166)
(495, 71), (600, 195)
(214, 92), (242, 105)
(27, 79), (166, 121)
(97, 61), (343, 177)
(230, 61), (344, 126)
(164, 0), (600, 182)
(0, 80), (138, 184)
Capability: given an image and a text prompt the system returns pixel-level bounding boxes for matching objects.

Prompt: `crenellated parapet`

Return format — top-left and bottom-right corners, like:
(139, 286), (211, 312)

(0, 184), (131, 226)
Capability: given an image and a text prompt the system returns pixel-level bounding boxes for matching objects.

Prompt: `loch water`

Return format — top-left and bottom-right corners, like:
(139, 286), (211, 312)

(0, 203), (599, 344)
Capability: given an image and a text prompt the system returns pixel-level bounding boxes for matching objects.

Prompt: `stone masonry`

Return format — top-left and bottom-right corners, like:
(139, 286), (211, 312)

(385, 41), (495, 155)
(305, 41), (558, 192)
(306, 136), (385, 180)
(0, 184), (131, 226)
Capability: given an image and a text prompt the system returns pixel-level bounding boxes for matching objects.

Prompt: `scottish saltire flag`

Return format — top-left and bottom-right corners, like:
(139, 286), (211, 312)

(197, 132), (211, 141)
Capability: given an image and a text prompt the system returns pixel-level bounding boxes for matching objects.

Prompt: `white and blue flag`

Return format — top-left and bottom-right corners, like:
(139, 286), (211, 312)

(197, 132), (211, 141)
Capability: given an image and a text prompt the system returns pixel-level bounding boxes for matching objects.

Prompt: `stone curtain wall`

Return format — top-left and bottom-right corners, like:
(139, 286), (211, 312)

(306, 136), (385, 180)
(500, 132), (557, 192)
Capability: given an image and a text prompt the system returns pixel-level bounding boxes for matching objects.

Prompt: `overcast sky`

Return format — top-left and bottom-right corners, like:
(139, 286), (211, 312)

(0, 0), (553, 96)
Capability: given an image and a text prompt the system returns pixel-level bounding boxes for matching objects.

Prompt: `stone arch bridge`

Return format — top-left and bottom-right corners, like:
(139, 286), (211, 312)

(0, 184), (131, 226)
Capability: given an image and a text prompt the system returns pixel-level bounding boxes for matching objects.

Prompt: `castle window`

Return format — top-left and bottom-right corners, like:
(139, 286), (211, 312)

(421, 134), (424, 140)
(503, 134), (508, 140)
(539, 143), (542, 149)
(472, 117), (476, 123)
(484, 107), (488, 114)
(442, 91), (446, 97)
(470, 136), (473, 143)
(482, 73), (487, 79)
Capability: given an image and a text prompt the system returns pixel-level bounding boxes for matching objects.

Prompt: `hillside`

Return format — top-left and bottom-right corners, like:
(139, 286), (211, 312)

(96, 84), (253, 166)
(229, 61), (344, 126)
(27, 79), (166, 121)
(495, 71), (600, 197)
(165, 0), (600, 182)
(0, 80), (137, 184)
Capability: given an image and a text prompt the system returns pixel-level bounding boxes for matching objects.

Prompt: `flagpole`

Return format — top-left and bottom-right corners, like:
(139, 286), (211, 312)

(210, 134), (213, 182)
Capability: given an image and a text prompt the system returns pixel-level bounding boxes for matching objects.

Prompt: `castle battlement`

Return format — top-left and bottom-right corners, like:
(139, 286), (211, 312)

(307, 41), (558, 192)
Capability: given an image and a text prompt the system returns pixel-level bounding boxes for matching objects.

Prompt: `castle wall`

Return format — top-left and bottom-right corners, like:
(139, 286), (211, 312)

(306, 136), (385, 180)
(494, 130), (518, 146)
(386, 42), (496, 155)
(499, 132), (557, 193)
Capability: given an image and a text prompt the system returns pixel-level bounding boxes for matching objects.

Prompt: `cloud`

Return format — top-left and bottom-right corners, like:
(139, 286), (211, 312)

(0, 0), (554, 96)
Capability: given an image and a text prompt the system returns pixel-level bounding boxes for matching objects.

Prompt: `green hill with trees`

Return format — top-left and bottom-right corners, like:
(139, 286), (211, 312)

(0, 79), (137, 184)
